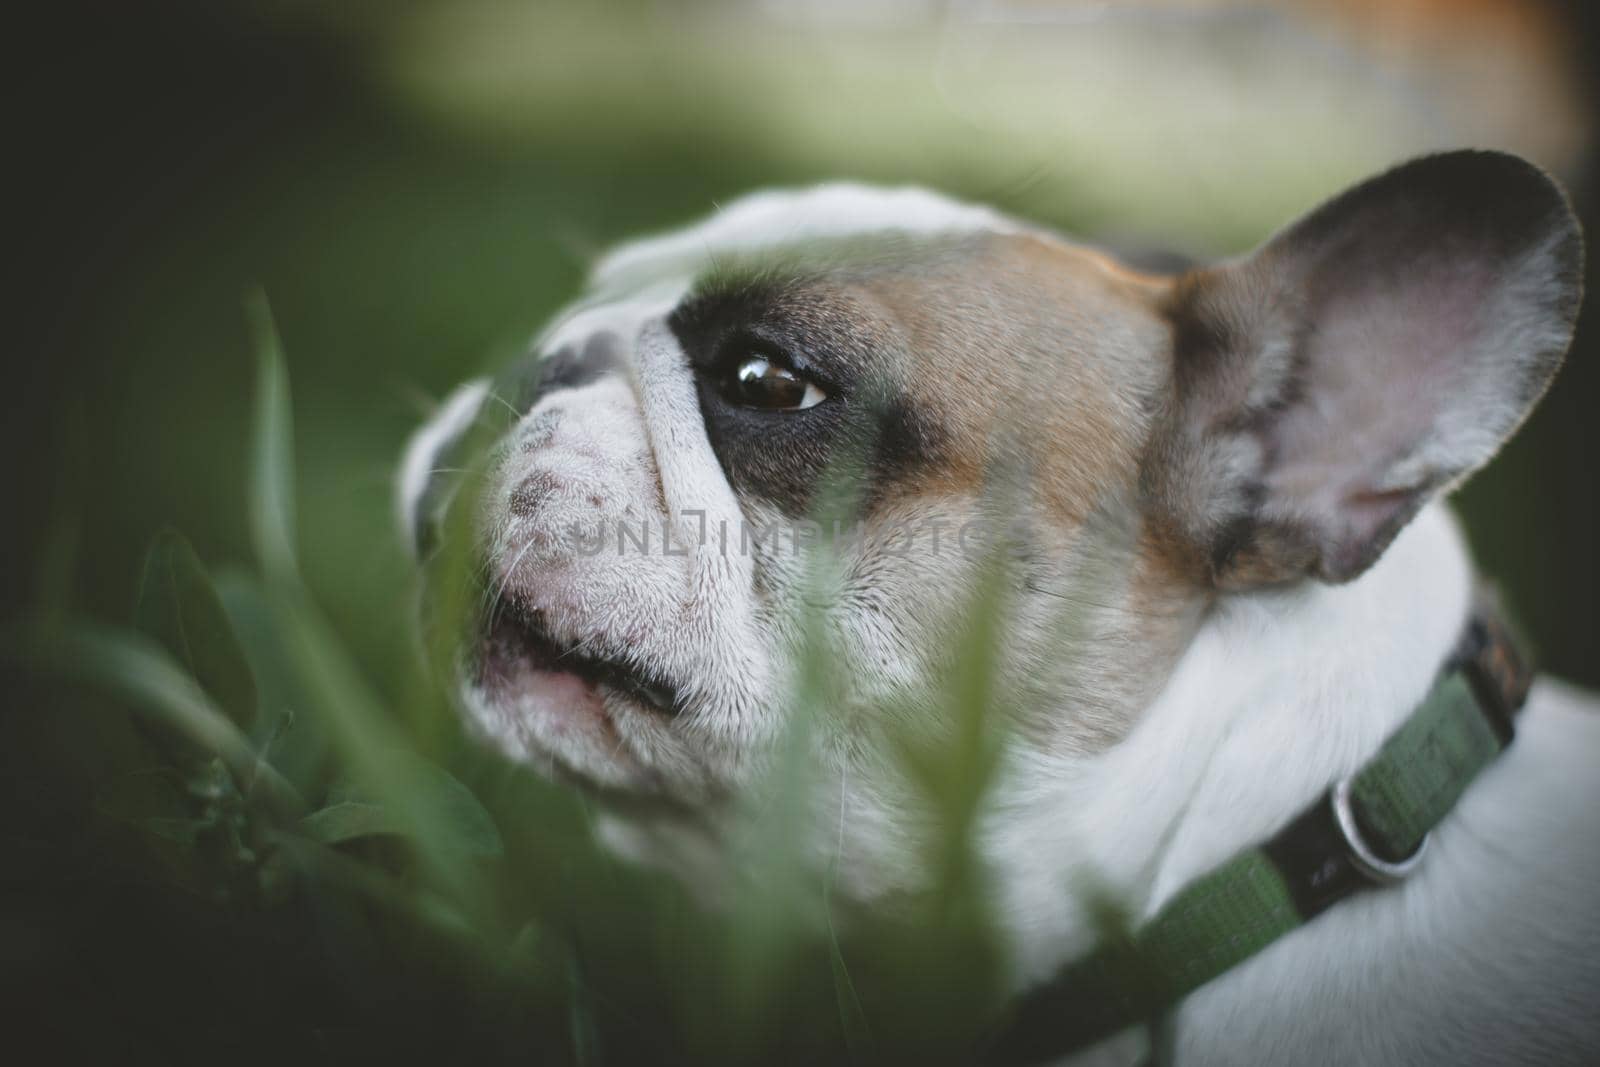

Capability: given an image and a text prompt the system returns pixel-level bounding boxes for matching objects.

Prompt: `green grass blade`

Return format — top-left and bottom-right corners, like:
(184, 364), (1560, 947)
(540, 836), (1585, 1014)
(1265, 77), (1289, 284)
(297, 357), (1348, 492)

(245, 289), (299, 582)
(134, 527), (259, 733)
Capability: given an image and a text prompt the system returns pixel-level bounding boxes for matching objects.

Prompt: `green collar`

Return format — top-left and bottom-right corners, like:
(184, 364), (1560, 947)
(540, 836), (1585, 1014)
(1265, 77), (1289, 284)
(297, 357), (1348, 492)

(985, 591), (1534, 1064)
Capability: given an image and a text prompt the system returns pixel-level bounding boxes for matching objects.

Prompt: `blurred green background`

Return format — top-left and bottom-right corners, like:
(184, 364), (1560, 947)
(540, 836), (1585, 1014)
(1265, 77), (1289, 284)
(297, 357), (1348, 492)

(4, 1), (1597, 1062)
(9, 0), (1599, 678)
(9, 0), (1598, 684)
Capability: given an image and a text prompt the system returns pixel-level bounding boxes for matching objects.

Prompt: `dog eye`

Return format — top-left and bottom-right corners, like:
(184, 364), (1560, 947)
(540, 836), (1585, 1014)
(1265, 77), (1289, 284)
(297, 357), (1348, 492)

(723, 355), (827, 411)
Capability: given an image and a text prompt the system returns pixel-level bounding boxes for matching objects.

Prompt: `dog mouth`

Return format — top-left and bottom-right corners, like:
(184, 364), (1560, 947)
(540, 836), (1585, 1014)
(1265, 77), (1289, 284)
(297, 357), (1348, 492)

(477, 598), (685, 719)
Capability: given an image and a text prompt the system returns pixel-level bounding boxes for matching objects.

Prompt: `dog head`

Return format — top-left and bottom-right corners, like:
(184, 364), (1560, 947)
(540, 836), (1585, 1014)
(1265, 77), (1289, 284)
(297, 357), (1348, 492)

(401, 152), (1580, 900)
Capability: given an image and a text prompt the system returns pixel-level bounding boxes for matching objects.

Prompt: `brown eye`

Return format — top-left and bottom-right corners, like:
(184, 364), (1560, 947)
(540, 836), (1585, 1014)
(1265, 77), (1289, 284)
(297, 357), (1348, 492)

(724, 355), (827, 410)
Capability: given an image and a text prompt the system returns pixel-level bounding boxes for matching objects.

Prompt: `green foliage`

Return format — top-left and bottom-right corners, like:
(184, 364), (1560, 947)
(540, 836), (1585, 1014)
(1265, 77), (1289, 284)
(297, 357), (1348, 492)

(245, 290), (300, 585)
(4, 306), (1026, 1065)
(300, 756), (505, 861)
(135, 528), (259, 736)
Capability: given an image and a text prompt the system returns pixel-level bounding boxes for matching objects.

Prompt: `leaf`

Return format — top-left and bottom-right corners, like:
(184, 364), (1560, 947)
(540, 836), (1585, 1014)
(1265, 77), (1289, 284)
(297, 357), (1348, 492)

(245, 289), (298, 582)
(134, 528), (257, 733)
(212, 569), (329, 786)
(268, 832), (478, 940)
(566, 945), (601, 1067)
(266, 581), (502, 909)
(14, 622), (305, 820)
(376, 753), (503, 858)
(302, 754), (503, 859)
(299, 801), (403, 845)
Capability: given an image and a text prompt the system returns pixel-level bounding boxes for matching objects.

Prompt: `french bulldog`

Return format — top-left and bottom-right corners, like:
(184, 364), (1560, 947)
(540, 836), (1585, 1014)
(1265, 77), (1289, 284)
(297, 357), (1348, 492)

(400, 151), (1600, 1064)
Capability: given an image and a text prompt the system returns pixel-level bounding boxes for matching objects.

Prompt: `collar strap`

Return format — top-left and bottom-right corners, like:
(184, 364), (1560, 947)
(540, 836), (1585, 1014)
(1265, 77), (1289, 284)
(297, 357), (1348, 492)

(984, 589), (1533, 1065)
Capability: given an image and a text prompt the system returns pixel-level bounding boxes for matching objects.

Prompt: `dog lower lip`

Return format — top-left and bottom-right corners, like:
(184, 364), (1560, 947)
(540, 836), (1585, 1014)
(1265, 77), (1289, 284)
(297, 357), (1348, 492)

(483, 600), (683, 718)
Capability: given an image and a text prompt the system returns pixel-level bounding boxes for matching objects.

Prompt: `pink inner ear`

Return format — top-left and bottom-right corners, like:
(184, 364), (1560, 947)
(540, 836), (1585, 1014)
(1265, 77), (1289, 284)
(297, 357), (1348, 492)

(1263, 254), (1494, 545)
(1174, 151), (1580, 585)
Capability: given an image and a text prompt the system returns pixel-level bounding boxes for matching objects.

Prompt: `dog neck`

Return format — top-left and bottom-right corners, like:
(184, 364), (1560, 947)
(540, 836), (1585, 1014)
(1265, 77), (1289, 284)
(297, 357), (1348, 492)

(986, 502), (1474, 984)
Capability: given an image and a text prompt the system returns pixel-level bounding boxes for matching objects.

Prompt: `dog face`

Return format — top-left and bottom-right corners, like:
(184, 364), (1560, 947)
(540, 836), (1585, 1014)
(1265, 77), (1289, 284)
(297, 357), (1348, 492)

(402, 155), (1580, 901)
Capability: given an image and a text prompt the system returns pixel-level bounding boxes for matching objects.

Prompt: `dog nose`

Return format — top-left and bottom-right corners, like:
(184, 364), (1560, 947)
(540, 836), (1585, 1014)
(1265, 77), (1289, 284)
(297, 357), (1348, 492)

(538, 331), (626, 394)
(509, 469), (562, 518)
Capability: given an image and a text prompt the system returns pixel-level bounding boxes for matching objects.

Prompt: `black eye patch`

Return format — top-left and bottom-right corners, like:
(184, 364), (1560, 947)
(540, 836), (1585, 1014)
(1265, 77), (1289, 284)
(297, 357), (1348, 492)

(669, 282), (944, 517)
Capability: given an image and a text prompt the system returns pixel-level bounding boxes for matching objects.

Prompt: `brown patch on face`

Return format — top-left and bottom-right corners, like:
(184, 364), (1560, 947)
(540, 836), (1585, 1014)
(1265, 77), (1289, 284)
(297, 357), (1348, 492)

(1129, 510), (1213, 617)
(673, 229), (1182, 530)
(833, 234), (1212, 750)
(993, 496), (1211, 756)
(1126, 510), (1213, 671)
(855, 232), (1172, 527)
(678, 229), (1217, 753)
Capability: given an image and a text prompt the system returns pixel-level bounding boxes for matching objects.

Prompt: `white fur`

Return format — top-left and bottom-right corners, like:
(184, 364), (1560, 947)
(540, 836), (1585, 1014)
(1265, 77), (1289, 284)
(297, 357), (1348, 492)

(396, 378), (488, 557)
(592, 183), (1016, 285)
(540, 185), (1015, 359)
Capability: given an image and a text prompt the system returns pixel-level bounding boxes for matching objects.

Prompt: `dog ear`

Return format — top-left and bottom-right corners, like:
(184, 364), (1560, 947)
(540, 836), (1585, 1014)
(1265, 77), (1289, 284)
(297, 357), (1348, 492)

(1152, 150), (1583, 588)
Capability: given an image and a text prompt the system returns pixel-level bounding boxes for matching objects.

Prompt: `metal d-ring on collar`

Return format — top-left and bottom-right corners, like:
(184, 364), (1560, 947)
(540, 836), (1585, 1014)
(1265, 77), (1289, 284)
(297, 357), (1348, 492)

(1330, 777), (1428, 884)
